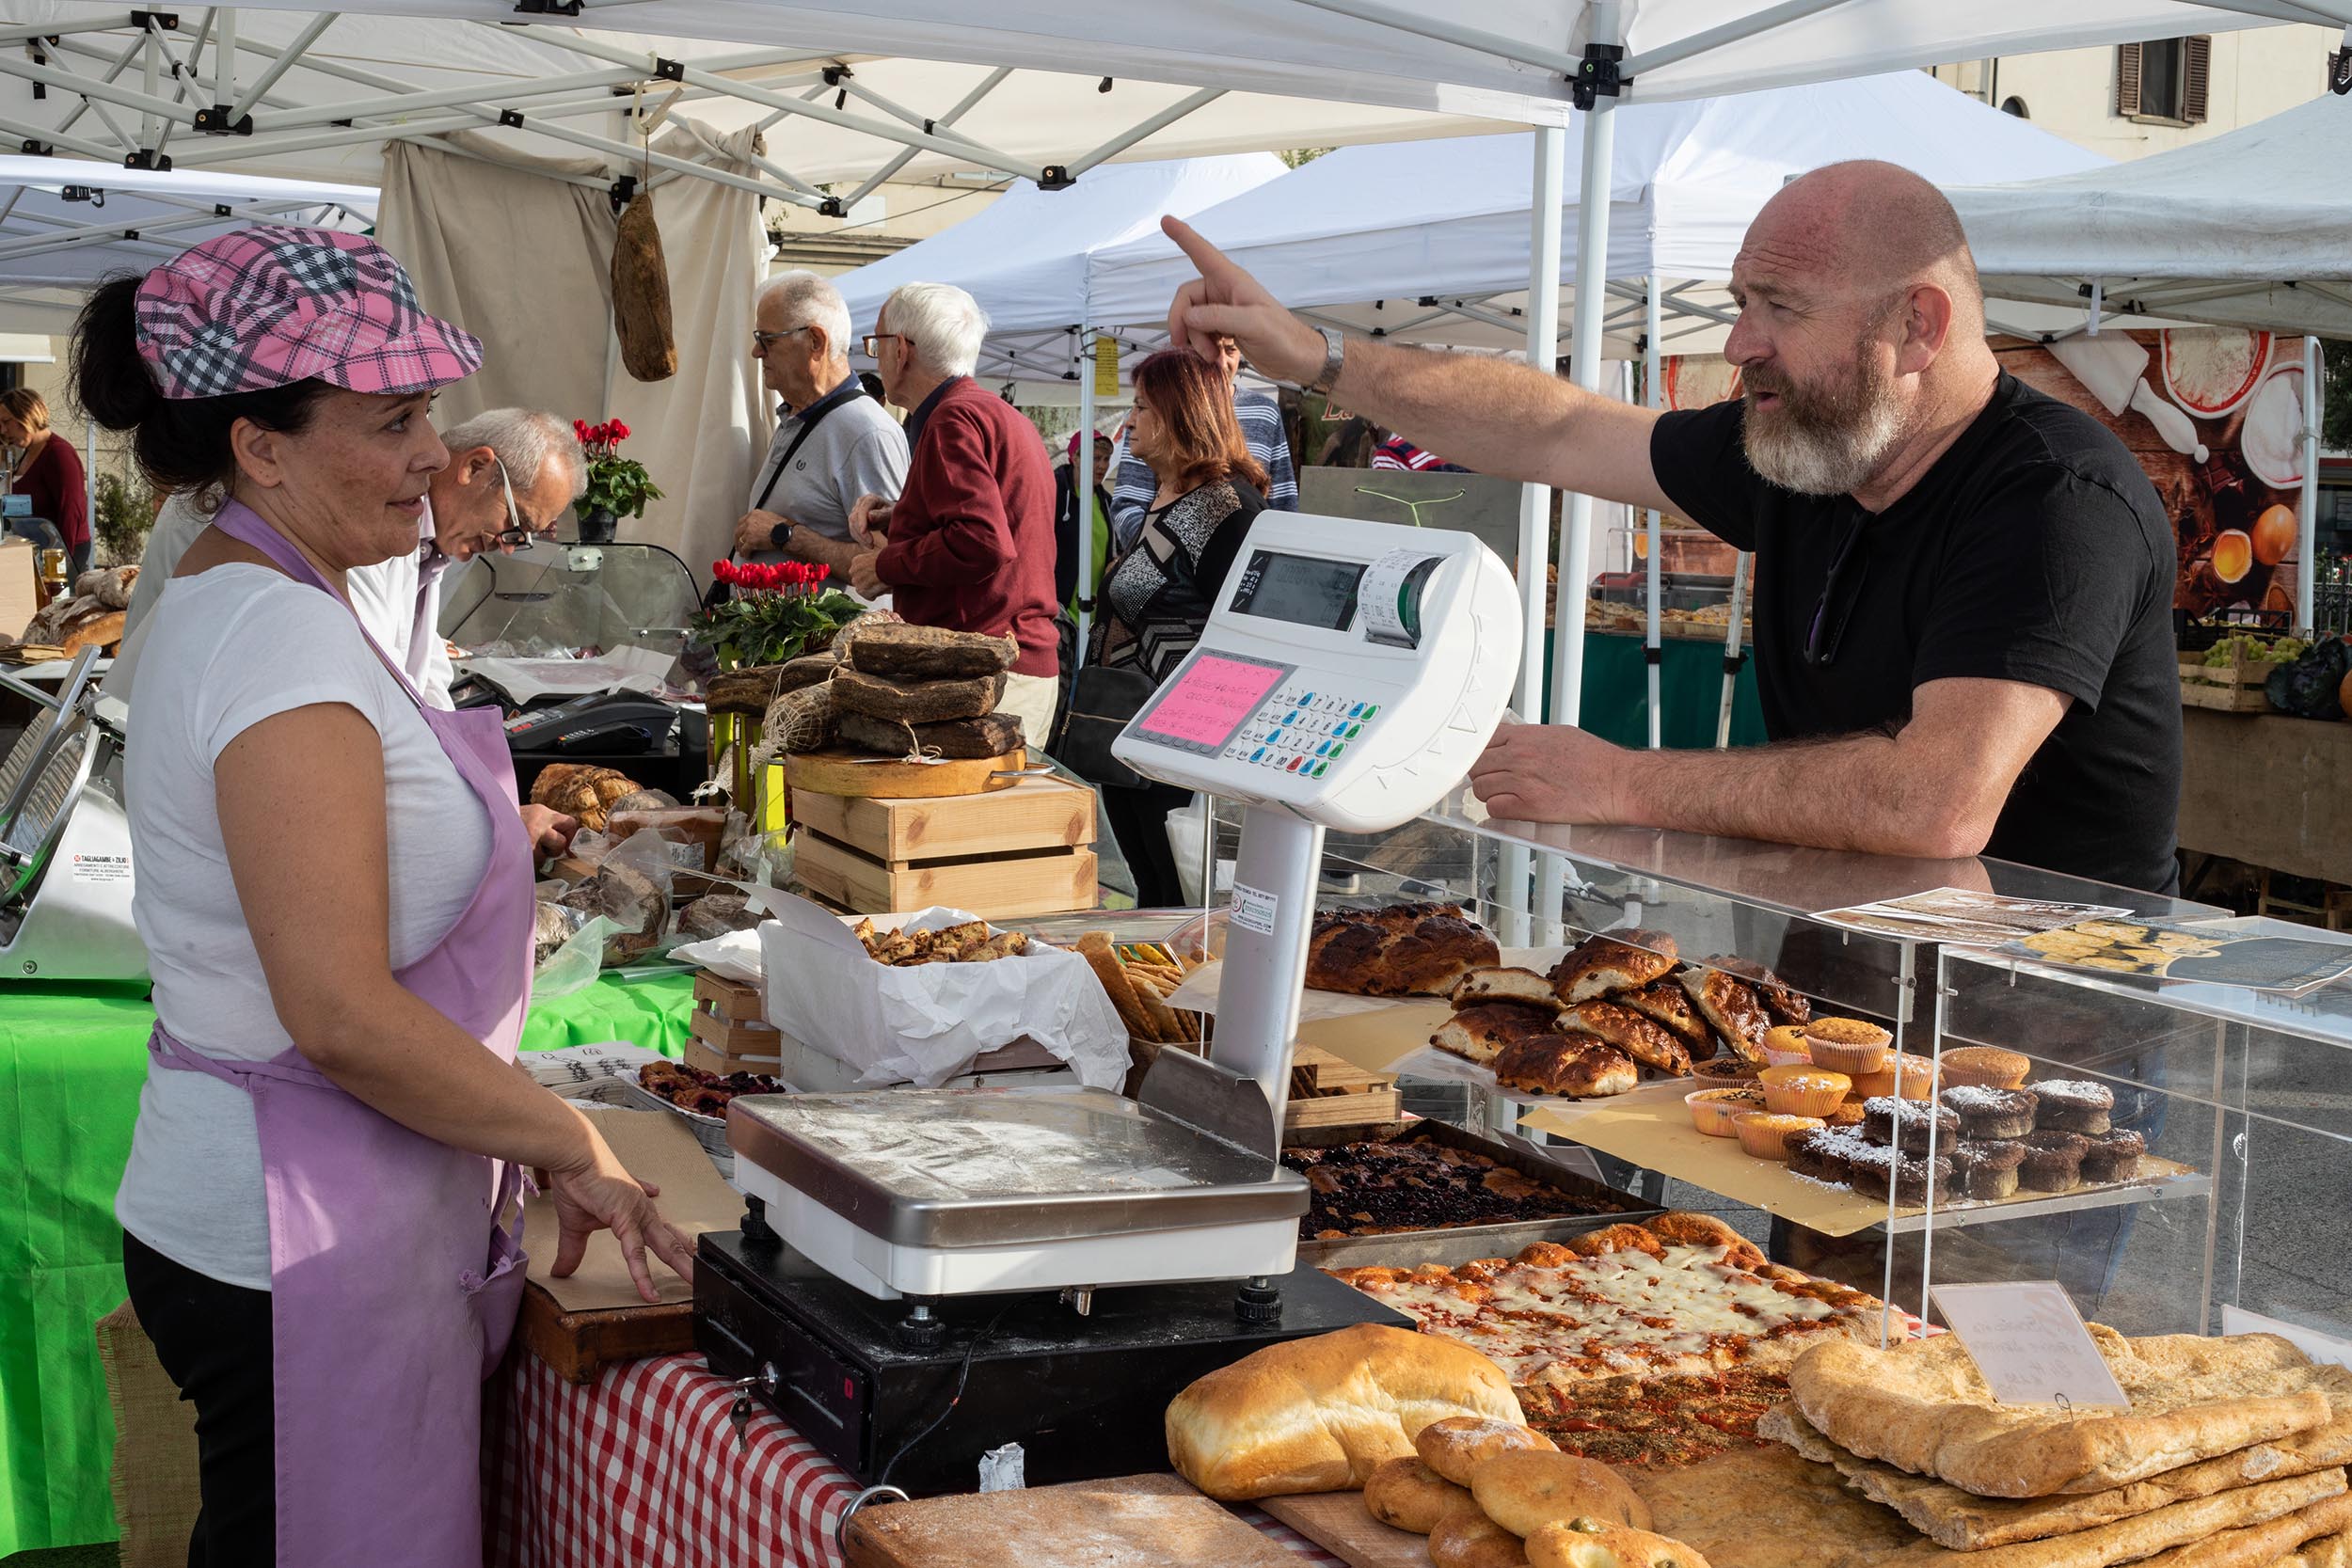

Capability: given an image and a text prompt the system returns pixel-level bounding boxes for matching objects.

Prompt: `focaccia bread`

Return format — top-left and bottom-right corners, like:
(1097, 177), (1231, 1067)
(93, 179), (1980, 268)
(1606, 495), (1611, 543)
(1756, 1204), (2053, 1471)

(1788, 1329), (2339, 1498)
(839, 620), (1019, 681)
(1165, 1323), (1521, 1500)
(828, 666), (1006, 724)
(1308, 903), (1502, 997)
(1549, 929), (1680, 1003)
(1759, 1377), (2352, 1551)
(1525, 1520), (1713, 1568)
(1471, 1449), (1654, 1537)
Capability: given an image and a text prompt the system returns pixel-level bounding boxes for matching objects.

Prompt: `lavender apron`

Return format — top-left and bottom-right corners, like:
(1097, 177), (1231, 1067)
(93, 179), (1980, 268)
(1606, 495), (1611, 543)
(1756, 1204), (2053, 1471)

(146, 498), (534, 1568)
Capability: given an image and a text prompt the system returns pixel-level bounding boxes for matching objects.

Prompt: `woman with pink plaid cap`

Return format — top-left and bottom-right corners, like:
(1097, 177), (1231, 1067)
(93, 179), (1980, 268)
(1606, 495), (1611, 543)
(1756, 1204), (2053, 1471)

(73, 226), (694, 1568)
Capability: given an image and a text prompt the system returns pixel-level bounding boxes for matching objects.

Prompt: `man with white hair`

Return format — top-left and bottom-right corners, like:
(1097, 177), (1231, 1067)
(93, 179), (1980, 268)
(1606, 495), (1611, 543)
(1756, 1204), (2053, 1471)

(849, 281), (1060, 748)
(733, 270), (908, 572)
(1162, 160), (2182, 893)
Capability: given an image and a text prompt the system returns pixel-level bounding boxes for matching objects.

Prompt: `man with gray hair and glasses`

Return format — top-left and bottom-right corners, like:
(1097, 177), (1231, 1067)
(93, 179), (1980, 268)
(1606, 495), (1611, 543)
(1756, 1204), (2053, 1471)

(733, 269), (908, 574)
(119, 404), (585, 713)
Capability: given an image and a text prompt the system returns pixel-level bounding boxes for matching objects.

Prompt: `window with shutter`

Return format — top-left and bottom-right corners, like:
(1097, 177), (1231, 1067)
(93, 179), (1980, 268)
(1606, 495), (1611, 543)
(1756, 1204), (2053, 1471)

(2184, 35), (2212, 123)
(2116, 41), (2143, 116)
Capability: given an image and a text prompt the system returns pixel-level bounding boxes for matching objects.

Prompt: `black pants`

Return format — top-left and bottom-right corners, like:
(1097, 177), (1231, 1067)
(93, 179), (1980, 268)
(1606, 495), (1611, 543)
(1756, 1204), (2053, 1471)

(121, 1230), (276, 1568)
(1104, 781), (1195, 909)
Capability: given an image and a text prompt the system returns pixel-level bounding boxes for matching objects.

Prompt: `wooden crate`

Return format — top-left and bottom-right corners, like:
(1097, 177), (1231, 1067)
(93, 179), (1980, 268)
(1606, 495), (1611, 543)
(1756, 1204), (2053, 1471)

(686, 971), (784, 1073)
(1285, 1042), (1402, 1132)
(788, 776), (1101, 919)
(2179, 653), (2272, 713)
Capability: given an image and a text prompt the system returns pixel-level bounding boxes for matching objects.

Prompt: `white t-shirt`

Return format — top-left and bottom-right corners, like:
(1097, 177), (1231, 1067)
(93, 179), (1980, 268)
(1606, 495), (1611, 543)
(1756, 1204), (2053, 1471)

(113, 493), (451, 708)
(116, 564), (494, 1290)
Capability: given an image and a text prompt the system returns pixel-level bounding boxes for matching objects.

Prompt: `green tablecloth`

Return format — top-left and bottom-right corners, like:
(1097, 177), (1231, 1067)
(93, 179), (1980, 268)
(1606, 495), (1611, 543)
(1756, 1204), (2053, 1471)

(0, 970), (696, 1556)
(1551, 629), (1769, 750)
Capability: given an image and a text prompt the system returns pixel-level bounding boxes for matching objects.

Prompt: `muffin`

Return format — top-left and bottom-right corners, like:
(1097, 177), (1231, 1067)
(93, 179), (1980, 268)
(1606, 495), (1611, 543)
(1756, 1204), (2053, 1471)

(1758, 1066), (1852, 1117)
(1846, 1145), (1951, 1206)
(1801, 1017), (1892, 1075)
(2029, 1079), (2116, 1134)
(1687, 1086), (1765, 1137)
(1941, 1046), (2030, 1089)
(1952, 1139), (2026, 1201)
(1863, 1096), (1960, 1154)
(2020, 1129), (2090, 1192)
(1692, 1056), (1764, 1087)
(1852, 1053), (1938, 1101)
(1760, 1024), (1813, 1067)
(1823, 1099), (1868, 1129)
(1787, 1127), (1871, 1183)
(2081, 1129), (2147, 1183)
(1733, 1110), (1825, 1162)
(1942, 1085), (2038, 1141)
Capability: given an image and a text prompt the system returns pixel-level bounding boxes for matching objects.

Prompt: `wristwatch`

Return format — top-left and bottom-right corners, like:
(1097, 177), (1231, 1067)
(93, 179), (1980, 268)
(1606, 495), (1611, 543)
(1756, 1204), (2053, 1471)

(1303, 325), (1346, 395)
(768, 520), (792, 550)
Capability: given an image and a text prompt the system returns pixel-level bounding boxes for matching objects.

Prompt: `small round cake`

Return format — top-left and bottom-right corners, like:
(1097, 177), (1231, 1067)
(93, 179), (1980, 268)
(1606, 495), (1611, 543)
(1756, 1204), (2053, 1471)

(2020, 1129), (2090, 1191)
(1846, 1145), (1951, 1206)
(1801, 1017), (1892, 1075)
(1951, 1139), (2027, 1201)
(1940, 1046), (2031, 1089)
(1692, 1056), (1763, 1087)
(1733, 1111), (1824, 1162)
(1851, 1053), (1938, 1101)
(2028, 1079), (2116, 1134)
(1942, 1085), (2038, 1140)
(1787, 1127), (1871, 1183)
(1758, 1066), (1852, 1117)
(1761, 1024), (1813, 1067)
(1863, 1096), (1960, 1154)
(2080, 1128), (2147, 1183)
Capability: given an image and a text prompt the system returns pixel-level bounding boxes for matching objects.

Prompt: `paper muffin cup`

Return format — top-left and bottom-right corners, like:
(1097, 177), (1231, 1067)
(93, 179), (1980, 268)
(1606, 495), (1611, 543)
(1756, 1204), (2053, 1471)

(1758, 1067), (1852, 1118)
(1733, 1111), (1823, 1162)
(1760, 1024), (1812, 1068)
(1802, 1024), (1892, 1076)
(1687, 1087), (1760, 1138)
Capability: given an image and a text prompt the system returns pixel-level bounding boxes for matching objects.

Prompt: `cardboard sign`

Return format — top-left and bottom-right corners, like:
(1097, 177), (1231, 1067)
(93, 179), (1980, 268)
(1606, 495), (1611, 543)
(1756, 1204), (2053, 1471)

(1093, 334), (1120, 399)
(1931, 1281), (2132, 1410)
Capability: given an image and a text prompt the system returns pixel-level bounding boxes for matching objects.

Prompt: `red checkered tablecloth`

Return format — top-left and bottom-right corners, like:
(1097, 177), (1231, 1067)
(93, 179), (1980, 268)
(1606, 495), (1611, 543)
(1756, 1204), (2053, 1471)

(484, 1352), (1342, 1567)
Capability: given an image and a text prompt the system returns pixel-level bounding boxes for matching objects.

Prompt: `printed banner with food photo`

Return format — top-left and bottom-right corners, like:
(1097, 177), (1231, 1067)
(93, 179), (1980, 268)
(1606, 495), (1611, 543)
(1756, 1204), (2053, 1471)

(1995, 328), (2307, 618)
(1996, 915), (2352, 992)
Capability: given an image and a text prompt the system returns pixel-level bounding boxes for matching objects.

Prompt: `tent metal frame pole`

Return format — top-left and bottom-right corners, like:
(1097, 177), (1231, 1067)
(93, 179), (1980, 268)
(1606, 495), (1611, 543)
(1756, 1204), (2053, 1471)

(2299, 335), (2321, 630)
(0, 19), (144, 49)
(254, 65), (655, 132)
(1284, 0), (1583, 80)
(210, 7), (236, 113)
(1064, 86), (1226, 177)
(1618, 0), (1856, 78)
(1549, 2), (1624, 732)
(0, 113), (123, 163)
(1074, 318), (1098, 648)
(140, 19), (164, 150)
(1717, 552), (1750, 749)
(50, 31), (150, 140)
(1643, 276), (1663, 750)
(1517, 124), (1565, 729)
(0, 49), (196, 129)
(229, 9), (333, 121)
(0, 198), (331, 262)
(832, 75), (1005, 160)
(841, 66), (1010, 207)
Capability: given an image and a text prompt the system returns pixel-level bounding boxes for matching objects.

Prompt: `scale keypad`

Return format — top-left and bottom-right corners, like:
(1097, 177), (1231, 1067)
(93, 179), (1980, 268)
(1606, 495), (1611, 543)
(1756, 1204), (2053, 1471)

(1218, 686), (1379, 779)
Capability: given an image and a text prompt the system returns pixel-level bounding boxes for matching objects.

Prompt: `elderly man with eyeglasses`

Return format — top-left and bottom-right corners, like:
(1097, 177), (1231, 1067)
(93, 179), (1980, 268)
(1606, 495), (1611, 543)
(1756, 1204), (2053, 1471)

(732, 271), (909, 576)
(119, 404), (585, 712)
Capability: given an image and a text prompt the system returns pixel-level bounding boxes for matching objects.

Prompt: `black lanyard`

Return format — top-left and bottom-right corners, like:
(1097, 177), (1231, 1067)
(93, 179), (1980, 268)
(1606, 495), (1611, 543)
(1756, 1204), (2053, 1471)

(751, 379), (864, 514)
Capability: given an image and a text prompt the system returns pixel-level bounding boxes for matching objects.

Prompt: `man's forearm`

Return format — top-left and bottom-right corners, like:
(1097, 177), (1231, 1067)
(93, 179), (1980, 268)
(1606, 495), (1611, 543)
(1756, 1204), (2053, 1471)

(1327, 339), (1606, 487)
(784, 529), (863, 574)
(1604, 733), (1979, 860)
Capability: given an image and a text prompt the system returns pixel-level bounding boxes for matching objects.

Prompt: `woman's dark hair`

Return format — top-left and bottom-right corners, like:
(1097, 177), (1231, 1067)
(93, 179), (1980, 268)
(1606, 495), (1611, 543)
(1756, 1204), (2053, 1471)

(70, 273), (331, 498)
(1131, 349), (1268, 497)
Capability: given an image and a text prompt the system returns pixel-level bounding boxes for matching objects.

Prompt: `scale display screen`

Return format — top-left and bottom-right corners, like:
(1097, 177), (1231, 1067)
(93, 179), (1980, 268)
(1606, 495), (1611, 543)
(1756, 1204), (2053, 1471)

(1134, 652), (1289, 753)
(1229, 550), (1365, 630)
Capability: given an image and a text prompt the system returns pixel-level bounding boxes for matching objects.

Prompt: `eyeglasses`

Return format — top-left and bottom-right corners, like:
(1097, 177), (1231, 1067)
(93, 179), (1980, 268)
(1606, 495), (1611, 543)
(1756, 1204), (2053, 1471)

(490, 455), (554, 552)
(861, 331), (906, 358)
(1803, 510), (1870, 668)
(753, 325), (813, 353)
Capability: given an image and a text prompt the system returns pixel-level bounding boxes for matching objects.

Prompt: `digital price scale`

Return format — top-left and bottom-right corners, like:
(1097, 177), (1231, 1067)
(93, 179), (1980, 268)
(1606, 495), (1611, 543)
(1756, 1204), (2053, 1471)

(702, 515), (1522, 1490)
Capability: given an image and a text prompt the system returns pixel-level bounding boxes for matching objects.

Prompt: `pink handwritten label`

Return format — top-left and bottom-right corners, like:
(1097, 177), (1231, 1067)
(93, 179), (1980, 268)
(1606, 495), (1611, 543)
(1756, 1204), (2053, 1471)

(1138, 655), (1286, 748)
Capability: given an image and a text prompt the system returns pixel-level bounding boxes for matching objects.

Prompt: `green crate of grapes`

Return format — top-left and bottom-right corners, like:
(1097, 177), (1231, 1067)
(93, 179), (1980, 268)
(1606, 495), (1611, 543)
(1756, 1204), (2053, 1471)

(2179, 633), (2307, 713)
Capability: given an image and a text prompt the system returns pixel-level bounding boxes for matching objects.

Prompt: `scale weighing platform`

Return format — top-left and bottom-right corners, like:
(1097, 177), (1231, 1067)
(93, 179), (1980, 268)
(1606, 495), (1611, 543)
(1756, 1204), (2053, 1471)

(702, 515), (1521, 1491)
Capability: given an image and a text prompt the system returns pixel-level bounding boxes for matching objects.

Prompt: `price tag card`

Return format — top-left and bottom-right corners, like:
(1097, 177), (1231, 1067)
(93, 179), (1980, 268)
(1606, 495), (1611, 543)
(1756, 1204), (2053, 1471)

(1931, 1282), (2132, 1411)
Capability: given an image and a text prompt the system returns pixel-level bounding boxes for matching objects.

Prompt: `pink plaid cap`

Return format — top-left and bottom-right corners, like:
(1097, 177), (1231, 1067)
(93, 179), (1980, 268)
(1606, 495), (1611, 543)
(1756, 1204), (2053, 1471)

(134, 224), (482, 400)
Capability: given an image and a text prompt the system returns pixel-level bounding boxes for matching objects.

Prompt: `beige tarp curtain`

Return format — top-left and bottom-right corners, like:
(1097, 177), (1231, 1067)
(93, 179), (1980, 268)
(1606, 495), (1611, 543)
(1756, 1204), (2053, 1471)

(377, 122), (768, 579)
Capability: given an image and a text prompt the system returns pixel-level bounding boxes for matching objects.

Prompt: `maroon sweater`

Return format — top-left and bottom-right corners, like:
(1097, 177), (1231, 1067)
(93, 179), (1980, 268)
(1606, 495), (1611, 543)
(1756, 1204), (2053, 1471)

(875, 377), (1058, 677)
(19, 435), (87, 552)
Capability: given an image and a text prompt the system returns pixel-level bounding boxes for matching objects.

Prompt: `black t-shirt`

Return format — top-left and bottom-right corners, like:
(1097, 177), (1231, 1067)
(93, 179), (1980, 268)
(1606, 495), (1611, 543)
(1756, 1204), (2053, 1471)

(1649, 373), (2182, 894)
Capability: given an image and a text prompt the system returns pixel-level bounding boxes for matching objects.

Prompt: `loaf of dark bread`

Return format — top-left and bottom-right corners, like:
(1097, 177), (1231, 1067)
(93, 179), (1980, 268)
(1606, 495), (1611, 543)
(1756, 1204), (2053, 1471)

(1305, 903), (1501, 997)
(830, 667), (1006, 723)
(842, 621), (1019, 681)
(834, 709), (1025, 760)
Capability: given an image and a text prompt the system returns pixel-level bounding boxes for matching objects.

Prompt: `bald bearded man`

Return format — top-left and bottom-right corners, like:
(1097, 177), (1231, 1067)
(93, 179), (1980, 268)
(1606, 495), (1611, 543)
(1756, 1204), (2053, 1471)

(1162, 160), (2181, 893)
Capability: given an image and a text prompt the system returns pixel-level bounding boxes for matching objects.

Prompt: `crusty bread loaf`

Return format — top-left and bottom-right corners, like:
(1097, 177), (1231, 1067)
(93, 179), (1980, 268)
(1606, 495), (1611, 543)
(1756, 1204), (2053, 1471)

(1416, 1417), (1558, 1486)
(1165, 1323), (1521, 1500)
(842, 620), (1019, 681)
(1431, 1507), (1531, 1568)
(829, 666), (1006, 724)
(1471, 1450), (1653, 1538)
(1365, 1456), (1473, 1534)
(1549, 930), (1679, 1003)
(1452, 967), (1566, 1013)
(1561, 1000), (1692, 1076)
(1433, 1004), (1563, 1067)
(834, 708), (1024, 760)
(1614, 980), (1712, 1047)
(1491, 1034), (1638, 1099)
(1307, 904), (1501, 997)
(1677, 969), (1772, 1061)
(1524, 1519), (1712, 1568)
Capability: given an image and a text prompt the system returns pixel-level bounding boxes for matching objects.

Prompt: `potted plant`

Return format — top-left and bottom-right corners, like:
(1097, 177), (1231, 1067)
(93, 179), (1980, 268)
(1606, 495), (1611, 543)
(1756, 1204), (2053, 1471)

(574, 418), (661, 544)
(691, 559), (866, 672)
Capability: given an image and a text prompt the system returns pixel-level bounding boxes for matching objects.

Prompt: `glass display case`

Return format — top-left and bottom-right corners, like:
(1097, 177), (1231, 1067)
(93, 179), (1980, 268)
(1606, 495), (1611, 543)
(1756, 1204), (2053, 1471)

(1212, 797), (2347, 1351)
(437, 541), (702, 676)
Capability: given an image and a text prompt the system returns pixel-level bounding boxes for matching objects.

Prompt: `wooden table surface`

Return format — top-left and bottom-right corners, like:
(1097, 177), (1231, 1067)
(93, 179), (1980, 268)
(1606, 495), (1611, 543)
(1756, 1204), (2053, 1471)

(2178, 707), (2352, 885)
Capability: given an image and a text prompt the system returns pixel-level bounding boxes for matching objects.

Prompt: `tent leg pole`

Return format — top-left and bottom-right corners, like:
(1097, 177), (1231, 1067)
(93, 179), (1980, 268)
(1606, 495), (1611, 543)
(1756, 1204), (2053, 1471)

(1643, 276), (1663, 751)
(1507, 122), (1566, 950)
(1718, 552), (1751, 750)
(1074, 318), (1098, 653)
(2300, 334), (2321, 631)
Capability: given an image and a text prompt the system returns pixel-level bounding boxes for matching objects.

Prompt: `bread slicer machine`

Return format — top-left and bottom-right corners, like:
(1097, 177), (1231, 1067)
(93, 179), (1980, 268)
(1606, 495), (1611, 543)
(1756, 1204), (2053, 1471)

(0, 647), (145, 981)
(721, 514), (1520, 1307)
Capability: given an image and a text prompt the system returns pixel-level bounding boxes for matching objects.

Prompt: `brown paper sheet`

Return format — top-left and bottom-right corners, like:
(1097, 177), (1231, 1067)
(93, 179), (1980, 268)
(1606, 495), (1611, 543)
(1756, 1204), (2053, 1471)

(522, 1107), (739, 1311)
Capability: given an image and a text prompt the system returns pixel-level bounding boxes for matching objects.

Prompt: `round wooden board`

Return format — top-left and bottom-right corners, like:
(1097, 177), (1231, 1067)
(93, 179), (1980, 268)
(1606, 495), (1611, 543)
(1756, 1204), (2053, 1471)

(785, 747), (1026, 800)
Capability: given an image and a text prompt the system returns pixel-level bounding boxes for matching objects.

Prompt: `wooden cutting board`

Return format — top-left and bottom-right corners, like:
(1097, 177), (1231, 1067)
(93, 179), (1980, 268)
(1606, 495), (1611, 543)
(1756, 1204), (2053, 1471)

(787, 746), (1026, 800)
(1262, 1492), (1437, 1568)
(843, 1473), (1301, 1568)
(512, 1280), (691, 1385)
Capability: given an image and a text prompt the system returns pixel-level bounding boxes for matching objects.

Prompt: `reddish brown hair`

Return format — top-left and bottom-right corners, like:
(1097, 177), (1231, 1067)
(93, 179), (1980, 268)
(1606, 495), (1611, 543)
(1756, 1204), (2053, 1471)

(1132, 348), (1268, 496)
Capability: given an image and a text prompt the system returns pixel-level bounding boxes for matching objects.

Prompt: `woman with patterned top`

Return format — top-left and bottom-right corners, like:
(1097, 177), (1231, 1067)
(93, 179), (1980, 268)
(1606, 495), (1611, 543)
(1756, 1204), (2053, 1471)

(1089, 348), (1267, 905)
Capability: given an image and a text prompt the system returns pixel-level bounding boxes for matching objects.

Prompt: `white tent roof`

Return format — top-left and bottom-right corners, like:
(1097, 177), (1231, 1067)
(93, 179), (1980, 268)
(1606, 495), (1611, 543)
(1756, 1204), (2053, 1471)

(836, 153), (1282, 336)
(1953, 91), (2352, 340)
(1082, 72), (2110, 348)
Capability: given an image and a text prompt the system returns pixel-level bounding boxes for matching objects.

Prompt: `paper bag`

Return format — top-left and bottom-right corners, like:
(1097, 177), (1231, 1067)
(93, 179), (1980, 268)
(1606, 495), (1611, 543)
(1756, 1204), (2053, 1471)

(522, 1107), (740, 1310)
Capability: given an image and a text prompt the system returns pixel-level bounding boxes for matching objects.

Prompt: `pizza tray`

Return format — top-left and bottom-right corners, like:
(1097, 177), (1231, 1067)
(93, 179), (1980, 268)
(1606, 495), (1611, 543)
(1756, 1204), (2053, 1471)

(1293, 1117), (1662, 1271)
(1519, 1078), (2207, 1240)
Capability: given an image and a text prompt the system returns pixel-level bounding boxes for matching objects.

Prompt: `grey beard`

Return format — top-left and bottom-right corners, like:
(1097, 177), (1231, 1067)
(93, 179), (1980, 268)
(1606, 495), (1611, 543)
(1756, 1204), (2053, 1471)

(1742, 392), (1904, 496)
